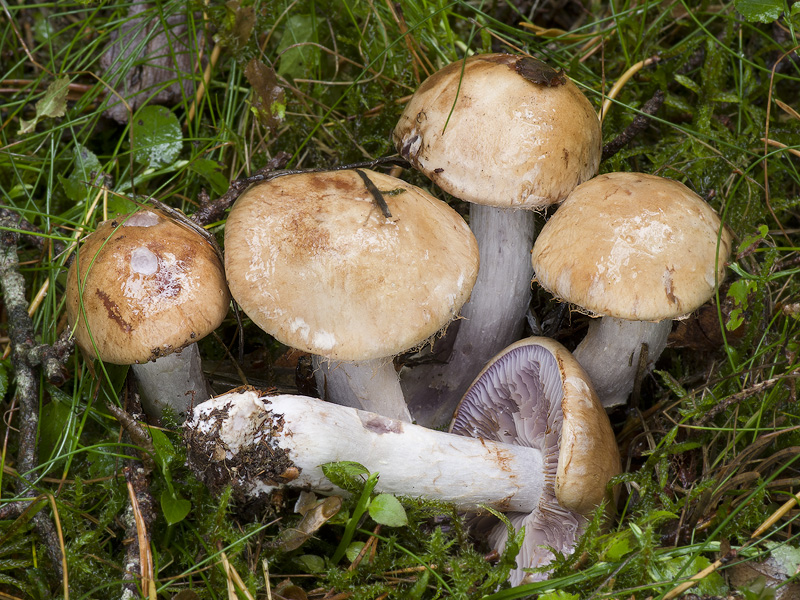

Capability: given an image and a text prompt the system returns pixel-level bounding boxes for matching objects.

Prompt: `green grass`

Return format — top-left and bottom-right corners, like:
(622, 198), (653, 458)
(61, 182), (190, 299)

(2, 0), (800, 598)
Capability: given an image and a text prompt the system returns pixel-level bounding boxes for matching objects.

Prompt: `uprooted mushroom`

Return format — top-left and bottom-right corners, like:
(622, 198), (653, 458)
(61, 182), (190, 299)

(184, 337), (619, 584)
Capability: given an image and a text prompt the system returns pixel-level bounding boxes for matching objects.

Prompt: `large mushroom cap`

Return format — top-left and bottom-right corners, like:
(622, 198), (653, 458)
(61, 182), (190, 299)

(224, 169), (479, 361)
(531, 172), (733, 321)
(393, 53), (602, 209)
(66, 209), (230, 364)
(451, 337), (619, 585)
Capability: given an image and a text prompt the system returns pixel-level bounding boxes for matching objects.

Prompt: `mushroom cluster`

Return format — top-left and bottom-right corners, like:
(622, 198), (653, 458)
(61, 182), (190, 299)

(68, 51), (734, 591)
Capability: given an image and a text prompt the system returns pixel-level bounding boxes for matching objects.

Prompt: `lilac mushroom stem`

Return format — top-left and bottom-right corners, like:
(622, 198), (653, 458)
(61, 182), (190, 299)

(571, 317), (671, 409)
(312, 356), (412, 422)
(401, 205), (536, 428)
(131, 343), (212, 420)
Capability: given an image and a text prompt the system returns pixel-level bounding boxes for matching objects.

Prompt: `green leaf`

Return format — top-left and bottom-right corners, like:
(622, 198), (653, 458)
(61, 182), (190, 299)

(276, 14), (319, 79)
(650, 555), (728, 596)
(18, 75), (70, 134)
(149, 427), (177, 469)
(345, 541), (365, 562)
(60, 144), (102, 203)
(149, 426), (178, 496)
(321, 461), (369, 492)
(189, 157), (229, 196)
(538, 592), (580, 600)
(674, 73), (701, 95)
(728, 279), (757, 306)
(105, 194), (139, 217)
(296, 554), (326, 573)
(0, 361), (8, 399)
(160, 490), (191, 525)
(734, 0), (784, 22)
(602, 532), (634, 561)
(131, 105), (183, 168)
(331, 471), (379, 564)
(38, 397), (76, 463)
(368, 493), (408, 527)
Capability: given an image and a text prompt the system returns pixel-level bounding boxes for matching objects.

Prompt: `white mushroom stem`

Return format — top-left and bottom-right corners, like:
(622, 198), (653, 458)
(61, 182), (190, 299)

(572, 317), (671, 409)
(131, 343), (211, 422)
(401, 205), (536, 428)
(185, 390), (545, 512)
(312, 356), (412, 422)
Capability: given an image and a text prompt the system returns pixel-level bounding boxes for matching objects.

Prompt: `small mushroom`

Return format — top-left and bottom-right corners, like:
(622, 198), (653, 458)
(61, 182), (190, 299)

(223, 169), (479, 423)
(184, 337), (618, 584)
(394, 53), (602, 428)
(531, 172), (733, 408)
(66, 209), (230, 421)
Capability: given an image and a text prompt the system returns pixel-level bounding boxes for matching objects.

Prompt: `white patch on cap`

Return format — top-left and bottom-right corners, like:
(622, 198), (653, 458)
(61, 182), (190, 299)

(124, 211), (161, 227)
(130, 247), (158, 275)
(312, 331), (336, 352)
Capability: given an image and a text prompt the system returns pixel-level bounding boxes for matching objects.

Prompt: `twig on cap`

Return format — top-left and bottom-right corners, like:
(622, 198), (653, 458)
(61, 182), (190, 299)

(355, 168), (392, 218)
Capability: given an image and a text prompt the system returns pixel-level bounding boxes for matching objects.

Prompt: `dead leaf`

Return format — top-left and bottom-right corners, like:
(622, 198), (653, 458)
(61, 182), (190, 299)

(244, 58), (285, 132)
(18, 75), (70, 134)
(274, 494), (342, 552)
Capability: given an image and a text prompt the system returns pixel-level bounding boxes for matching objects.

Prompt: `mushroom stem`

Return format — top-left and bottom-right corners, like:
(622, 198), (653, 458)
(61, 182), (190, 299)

(402, 205), (536, 428)
(572, 317), (671, 409)
(131, 342), (211, 422)
(185, 390), (545, 513)
(312, 356), (412, 422)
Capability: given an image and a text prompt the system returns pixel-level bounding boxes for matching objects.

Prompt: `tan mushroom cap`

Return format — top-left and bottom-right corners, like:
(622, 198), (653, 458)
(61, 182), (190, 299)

(531, 172), (733, 322)
(224, 169), (479, 362)
(451, 336), (619, 514)
(393, 53), (602, 209)
(66, 210), (230, 364)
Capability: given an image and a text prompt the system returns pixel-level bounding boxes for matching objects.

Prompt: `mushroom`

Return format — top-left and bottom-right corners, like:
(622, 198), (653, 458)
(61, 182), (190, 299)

(66, 209), (230, 421)
(451, 336), (619, 585)
(530, 172), (733, 409)
(394, 53), (602, 428)
(183, 337), (619, 584)
(223, 169), (479, 423)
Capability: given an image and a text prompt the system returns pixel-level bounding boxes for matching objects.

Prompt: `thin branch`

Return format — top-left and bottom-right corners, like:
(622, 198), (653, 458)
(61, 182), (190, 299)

(0, 216), (72, 585)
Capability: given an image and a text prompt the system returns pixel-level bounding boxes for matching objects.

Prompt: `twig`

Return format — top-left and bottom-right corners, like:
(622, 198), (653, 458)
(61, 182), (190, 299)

(0, 216), (71, 584)
(116, 377), (157, 599)
(698, 372), (800, 425)
(189, 153), (411, 227)
(122, 466), (157, 600)
(0, 207), (67, 260)
(601, 90), (664, 161)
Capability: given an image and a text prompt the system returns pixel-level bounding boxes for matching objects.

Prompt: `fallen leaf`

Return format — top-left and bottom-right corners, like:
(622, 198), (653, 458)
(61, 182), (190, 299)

(19, 75), (70, 134)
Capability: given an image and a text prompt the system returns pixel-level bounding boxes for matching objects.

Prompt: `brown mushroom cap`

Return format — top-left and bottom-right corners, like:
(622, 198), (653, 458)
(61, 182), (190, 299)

(224, 169), (479, 361)
(531, 172), (733, 322)
(451, 336), (619, 514)
(66, 210), (230, 364)
(393, 53), (602, 209)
